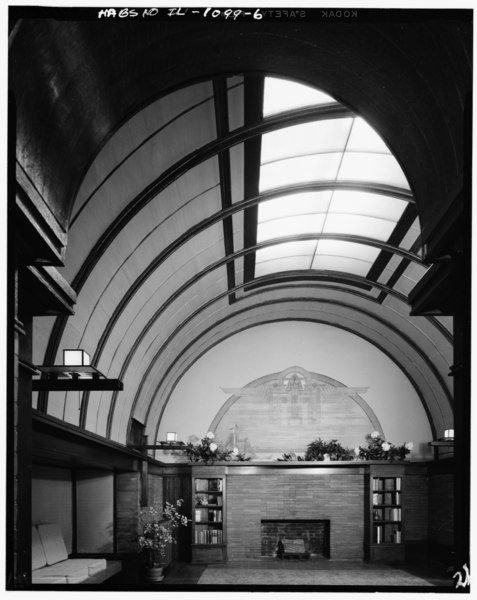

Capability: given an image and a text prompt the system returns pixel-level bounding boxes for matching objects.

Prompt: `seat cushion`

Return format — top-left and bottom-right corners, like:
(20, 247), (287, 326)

(67, 558), (107, 576)
(37, 523), (68, 565)
(32, 573), (67, 584)
(31, 526), (47, 570)
(34, 561), (89, 581)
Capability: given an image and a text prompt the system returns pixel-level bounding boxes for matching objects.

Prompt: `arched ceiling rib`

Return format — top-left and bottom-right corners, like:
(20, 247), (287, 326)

(31, 71), (454, 446)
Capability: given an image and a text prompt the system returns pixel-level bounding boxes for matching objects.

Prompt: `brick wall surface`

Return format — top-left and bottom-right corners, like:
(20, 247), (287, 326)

(226, 472), (364, 560)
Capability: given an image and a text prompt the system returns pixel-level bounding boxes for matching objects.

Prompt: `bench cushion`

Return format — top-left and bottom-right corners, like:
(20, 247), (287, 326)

(66, 558), (107, 576)
(32, 574), (68, 584)
(31, 526), (47, 570)
(37, 523), (68, 565)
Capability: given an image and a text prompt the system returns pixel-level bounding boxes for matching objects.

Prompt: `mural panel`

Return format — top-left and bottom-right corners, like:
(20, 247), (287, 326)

(211, 366), (381, 460)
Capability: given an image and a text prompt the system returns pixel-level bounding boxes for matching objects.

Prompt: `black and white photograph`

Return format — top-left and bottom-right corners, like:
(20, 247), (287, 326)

(5, 2), (473, 595)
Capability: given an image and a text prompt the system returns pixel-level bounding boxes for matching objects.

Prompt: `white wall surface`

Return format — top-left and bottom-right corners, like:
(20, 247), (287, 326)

(158, 321), (433, 461)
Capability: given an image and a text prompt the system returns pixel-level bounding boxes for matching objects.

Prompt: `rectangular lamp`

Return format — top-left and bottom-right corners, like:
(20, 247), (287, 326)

(63, 349), (91, 366)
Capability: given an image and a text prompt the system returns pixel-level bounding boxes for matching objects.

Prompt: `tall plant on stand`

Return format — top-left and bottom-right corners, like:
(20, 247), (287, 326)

(138, 499), (189, 582)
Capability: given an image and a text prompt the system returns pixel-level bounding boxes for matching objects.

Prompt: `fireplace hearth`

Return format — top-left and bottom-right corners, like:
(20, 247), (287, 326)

(261, 519), (330, 558)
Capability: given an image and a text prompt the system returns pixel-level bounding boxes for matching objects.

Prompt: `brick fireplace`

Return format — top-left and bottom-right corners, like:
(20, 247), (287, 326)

(261, 519), (330, 558)
(225, 466), (365, 560)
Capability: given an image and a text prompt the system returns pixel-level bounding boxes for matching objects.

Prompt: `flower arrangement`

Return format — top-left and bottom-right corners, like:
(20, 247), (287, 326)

(304, 438), (354, 461)
(356, 431), (413, 462)
(138, 499), (189, 567)
(184, 432), (251, 464)
(277, 452), (305, 461)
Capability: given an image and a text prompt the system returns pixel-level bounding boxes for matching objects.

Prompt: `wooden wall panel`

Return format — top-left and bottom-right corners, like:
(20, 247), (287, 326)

(116, 471), (141, 553)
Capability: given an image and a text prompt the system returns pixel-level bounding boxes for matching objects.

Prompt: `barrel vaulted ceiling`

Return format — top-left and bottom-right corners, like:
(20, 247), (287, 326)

(11, 15), (470, 447)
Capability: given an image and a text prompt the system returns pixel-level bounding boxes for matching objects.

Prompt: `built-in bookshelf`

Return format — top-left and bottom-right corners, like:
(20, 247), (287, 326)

(191, 469), (226, 563)
(365, 465), (405, 562)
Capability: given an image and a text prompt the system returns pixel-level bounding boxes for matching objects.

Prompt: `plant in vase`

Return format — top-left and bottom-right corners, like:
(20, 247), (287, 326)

(356, 431), (413, 462)
(304, 438), (354, 461)
(138, 499), (189, 582)
(184, 432), (232, 464)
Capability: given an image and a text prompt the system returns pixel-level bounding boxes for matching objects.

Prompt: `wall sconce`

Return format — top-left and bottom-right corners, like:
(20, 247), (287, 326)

(63, 349), (90, 366)
(166, 432), (178, 442)
(444, 429), (454, 439)
(33, 348), (123, 391)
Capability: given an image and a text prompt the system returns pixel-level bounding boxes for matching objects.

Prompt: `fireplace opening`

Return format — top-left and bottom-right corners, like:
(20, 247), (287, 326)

(261, 519), (330, 559)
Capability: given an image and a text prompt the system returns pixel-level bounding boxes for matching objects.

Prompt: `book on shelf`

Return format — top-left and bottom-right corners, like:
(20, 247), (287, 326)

(372, 493), (382, 505)
(393, 530), (402, 544)
(195, 528), (223, 545)
(372, 478), (384, 491)
(195, 478), (223, 493)
(395, 478), (402, 491)
(375, 525), (383, 544)
(384, 478), (395, 490)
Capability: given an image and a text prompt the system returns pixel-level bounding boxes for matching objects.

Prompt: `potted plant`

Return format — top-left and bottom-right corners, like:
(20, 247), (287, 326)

(184, 431), (251, 463)
(138, 499), (189, 582)
(304, 438), (354, 461)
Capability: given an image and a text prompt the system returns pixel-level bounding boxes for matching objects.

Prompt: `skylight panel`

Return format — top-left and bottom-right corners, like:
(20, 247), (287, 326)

(322, 213), (395, 241)
(258, 191), (333, 222)
(256, 240), (316, 263)
(329, 190), (407, 221)
(315, 239), (381, 263)
(255, 256), (313, 277)
(312, 239), (380, 277)
(399, 217), (422, 251)
(311, 254), (374, 278)
(346, 117), (391, 154)
(337, 153), (410, 189)
(260, 118), (353, 164)
(259, 153), (343, 192)
(257, 213), (326, 242)
(393, 263), (430, 296)
(263, 77), (337, 117)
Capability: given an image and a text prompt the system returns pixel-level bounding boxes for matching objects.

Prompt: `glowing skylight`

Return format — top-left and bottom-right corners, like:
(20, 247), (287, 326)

(258, 191), (333, 222)
(250, 77), (420, 295)
(259, 153), (343, 192)
(263, 77), (337, 117)
(255, 240), (317, 277)
(260, 119), (353, 164)
(257, 213), (326, 243)
(336, 153), (410, 189)
(322, 213), (396, 241)
(346, 117), (391, 154)
(329, 191), (407, 221)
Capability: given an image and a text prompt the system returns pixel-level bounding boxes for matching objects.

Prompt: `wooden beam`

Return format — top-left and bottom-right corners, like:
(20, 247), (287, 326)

(32, 379), (123, 391)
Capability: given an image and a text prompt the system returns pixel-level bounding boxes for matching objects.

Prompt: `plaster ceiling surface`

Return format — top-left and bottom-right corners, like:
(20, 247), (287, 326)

(15, 15), (469, 448)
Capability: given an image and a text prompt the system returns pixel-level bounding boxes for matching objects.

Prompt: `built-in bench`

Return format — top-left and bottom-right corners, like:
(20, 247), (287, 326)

(32, 523), (122, 584)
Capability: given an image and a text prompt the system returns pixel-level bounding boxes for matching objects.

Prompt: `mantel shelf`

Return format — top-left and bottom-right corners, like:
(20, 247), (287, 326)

(429, 439), (454, 447)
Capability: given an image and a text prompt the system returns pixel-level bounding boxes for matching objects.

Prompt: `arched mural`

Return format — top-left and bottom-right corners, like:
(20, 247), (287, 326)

(210, 366), (382, 460)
